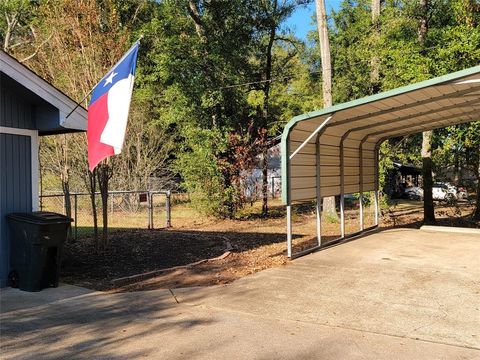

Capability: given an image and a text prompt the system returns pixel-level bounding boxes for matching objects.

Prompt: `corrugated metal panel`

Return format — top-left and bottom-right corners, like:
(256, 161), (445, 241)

(1, 51), (87, 132)
(0, 133), (32, 287)
(283, 65), (480, 203)
(0, 82), (35, 129)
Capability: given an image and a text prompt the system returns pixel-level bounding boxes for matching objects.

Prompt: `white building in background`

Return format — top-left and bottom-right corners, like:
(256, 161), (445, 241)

(242, 138), (282, 201)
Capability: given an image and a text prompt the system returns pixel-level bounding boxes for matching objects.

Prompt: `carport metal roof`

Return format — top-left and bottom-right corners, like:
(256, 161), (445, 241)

(281, 65), (480, 258)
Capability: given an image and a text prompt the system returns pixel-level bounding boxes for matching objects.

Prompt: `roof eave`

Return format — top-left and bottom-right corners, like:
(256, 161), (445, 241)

(0, 50), (87, 133)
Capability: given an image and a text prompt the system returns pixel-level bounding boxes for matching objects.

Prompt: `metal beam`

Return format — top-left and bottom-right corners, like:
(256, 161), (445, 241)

(318, 85), (480, 129)
(368, 109), (480, 143)
(339, 132), (351, 238)
(336, 97), (480, 138)
(315, 135), (322, 246)
(374, 143), (381, 226)
(287, 205), (292, 258)
(359, 138), (367, 231)
(289, 115), (333, 160)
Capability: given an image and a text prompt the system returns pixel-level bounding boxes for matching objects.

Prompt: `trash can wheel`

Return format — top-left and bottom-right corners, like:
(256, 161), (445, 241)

(8, 270), (19, 288)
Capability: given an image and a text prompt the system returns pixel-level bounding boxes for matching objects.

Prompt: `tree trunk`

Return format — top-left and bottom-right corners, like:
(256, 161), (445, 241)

(418, 0), (428, 45)
(315, 0), (332, 107)
(261, 4), (277, 216)
(187, 0), (206, 42)
(370, 0), (381, 93)
(97, 162), (112, 249)
(475, 159), (480, 220)
(62, 176), (72, 239)
(262, 146), (269, 215)
(422, 130), (436, 224)
(315, 0), (337, 219)
(88, 169), (98, 248)
(61, 135), (72, 239)
(418, 0), (434, 224)
(475, 177), (480, 220)
(454, 146), (460, 185)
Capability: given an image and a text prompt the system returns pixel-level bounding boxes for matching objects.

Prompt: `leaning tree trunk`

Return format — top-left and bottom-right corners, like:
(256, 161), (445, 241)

(422, 131), (436, 224)
(315, 0), (338, 220)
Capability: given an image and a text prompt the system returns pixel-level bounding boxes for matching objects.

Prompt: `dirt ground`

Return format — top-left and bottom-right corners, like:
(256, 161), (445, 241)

(60, 199), (479, 292)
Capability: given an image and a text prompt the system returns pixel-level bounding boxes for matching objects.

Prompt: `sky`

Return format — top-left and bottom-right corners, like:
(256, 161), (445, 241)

(285, 1), (342, 40)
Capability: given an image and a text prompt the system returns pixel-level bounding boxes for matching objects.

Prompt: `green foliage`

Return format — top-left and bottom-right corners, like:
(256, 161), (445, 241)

(174, 126), (232, 217)
(3, 0), (480, 219)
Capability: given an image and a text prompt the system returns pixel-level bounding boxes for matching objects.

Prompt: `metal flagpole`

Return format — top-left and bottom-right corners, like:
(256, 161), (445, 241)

(64, 35), (144, 119)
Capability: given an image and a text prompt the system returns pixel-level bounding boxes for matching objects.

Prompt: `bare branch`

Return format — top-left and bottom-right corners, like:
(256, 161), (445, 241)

(19, 34), (52, 63)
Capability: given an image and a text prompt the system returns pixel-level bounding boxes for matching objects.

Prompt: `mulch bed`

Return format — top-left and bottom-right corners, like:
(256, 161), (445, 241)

(61, 202), (478, 292)
(61, 229), (228, 290)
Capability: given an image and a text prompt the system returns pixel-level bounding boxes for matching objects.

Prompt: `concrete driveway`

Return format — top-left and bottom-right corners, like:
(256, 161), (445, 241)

(1, 228), (479, 359)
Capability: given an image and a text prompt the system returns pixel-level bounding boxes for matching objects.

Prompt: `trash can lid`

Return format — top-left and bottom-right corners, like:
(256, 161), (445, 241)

(6, 212), (72, 225)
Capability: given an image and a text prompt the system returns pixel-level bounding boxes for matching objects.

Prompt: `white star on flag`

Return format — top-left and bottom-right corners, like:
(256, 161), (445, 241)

(103, 71), (118, 87)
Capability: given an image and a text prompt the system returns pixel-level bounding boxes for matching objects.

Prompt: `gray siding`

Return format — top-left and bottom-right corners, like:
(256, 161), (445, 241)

(0, 75), (35, 130)
(0, 134), (33, 287)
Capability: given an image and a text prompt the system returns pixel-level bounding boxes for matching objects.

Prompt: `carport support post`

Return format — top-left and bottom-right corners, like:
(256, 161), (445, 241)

(286, 205), (292, 257)
(359, 142), (364, 231)
(315, 136), (322, 246)
(374, 145), (380, 226)
(339, 135), (346, 238)
(340, 195), (345, 237)
(359, 139), (368, 231)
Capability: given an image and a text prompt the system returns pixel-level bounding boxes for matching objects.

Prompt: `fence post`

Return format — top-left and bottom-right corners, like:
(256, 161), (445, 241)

(74, 194), (78, 240)
(166, 190), (172, 228)
(148, 192), (154, 229)
(110, 193), (114, 216)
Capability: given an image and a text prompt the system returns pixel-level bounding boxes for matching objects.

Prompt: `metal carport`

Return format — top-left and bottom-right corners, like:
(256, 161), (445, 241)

(281, 65), (480, 258)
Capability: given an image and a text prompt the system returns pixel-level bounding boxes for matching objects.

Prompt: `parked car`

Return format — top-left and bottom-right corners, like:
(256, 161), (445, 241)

(432, 182), (457, 201)
(402, 182), (466, 202)
(457, 186), (469, 200)
(404, 186), (423, 200)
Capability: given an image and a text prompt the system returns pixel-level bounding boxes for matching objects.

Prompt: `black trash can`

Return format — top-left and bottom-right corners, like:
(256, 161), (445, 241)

(7, 212), (72, 292)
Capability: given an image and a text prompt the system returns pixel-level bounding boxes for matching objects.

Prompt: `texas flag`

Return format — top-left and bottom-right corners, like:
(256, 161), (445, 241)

(87, 42), (139, 171)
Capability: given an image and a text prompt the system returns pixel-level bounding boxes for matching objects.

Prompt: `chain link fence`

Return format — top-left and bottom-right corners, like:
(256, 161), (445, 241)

(40, 190), (172, 239)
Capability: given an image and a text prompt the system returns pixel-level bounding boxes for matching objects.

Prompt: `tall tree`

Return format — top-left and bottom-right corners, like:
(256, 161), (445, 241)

(315, 0), (337, 219)
(254, 0), (302, 216)
(370, 0), (381, 93)
(260, 0), (278, 216)
(418, 0), (435, 224)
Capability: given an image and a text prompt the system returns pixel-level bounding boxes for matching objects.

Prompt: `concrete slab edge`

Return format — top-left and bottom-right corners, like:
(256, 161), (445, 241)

(420, 225), (480, 234)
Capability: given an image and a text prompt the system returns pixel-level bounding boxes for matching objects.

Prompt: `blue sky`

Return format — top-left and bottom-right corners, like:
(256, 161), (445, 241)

(285, 1), (342, 40)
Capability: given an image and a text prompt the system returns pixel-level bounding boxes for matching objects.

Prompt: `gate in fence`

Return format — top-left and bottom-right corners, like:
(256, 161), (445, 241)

(40, 190), (172, 239)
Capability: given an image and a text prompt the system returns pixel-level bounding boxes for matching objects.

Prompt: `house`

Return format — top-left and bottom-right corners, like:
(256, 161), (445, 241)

(0, 50), (87, 287)
(385, 162), (423, 197)
(435, 165), (477, 189)
(242, 136), (282, 200)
